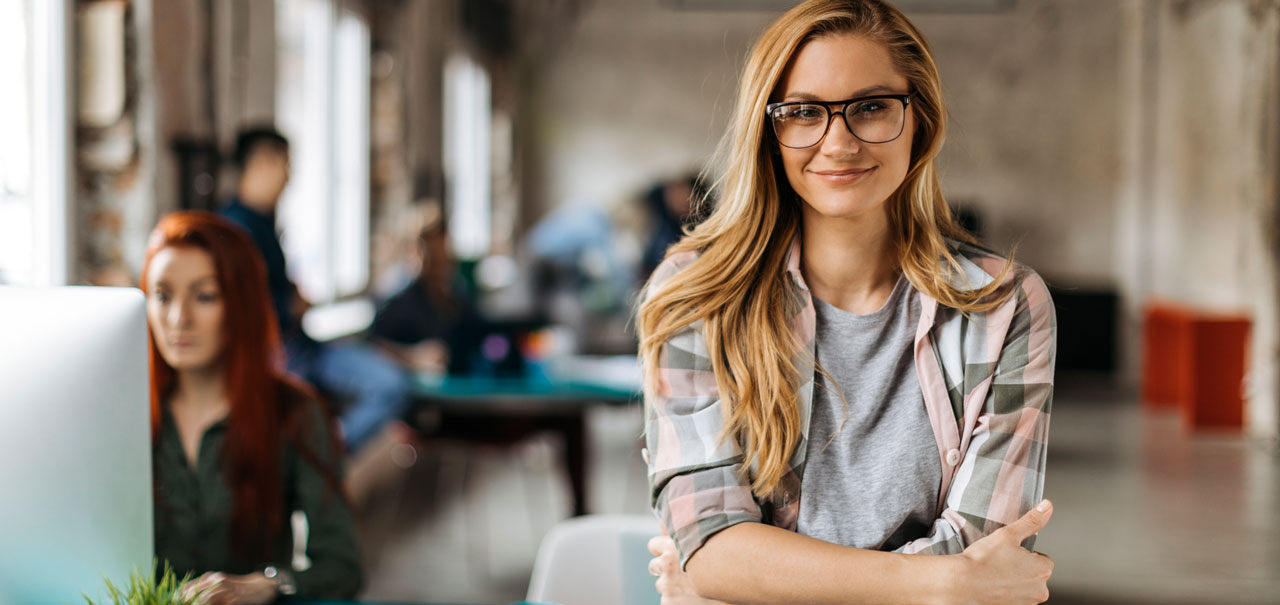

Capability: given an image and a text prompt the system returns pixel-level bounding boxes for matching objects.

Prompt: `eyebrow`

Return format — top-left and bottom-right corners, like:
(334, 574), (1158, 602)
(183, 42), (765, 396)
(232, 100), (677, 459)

(152, 276), (218, 290)
(782, 84), (898, 102)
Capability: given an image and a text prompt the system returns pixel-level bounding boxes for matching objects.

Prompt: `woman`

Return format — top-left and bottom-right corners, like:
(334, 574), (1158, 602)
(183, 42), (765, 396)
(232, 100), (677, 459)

(142, 211), (362, 603)
(637, 1), (1057, 603)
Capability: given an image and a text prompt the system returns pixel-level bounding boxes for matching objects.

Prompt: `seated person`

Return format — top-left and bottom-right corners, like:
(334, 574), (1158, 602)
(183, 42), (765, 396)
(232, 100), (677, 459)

(639, 173), (709, 283)
(369, 207), (470, 375)
(142, 211), (362, 603)
(221, 126), (410, 451)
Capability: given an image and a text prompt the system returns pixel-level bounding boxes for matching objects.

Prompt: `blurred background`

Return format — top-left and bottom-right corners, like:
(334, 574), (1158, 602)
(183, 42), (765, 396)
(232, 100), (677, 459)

(3, 0), (1280, 602)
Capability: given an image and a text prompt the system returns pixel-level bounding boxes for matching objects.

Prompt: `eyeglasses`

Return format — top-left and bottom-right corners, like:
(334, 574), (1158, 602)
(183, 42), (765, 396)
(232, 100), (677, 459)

(765, 93), (913, 149)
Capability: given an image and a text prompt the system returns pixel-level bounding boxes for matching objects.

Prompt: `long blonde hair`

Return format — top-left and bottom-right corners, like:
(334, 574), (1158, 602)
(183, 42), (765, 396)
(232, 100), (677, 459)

(637, 0), (1014, 499)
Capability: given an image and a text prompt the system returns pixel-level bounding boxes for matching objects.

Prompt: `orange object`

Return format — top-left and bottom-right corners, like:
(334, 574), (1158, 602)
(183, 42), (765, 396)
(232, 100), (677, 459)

(1183, 315), (1251, 429)
(1141, 301), (1251, 429)
(1142, 302), (1193, 410)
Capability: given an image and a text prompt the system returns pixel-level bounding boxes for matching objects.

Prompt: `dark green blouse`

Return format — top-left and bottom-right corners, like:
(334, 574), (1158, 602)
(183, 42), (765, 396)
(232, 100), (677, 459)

(152, 397), (362, 598)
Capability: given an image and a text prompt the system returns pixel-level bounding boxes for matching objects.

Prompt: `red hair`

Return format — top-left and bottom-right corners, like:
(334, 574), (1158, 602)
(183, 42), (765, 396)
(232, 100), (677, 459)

(141, 210), (342, 559)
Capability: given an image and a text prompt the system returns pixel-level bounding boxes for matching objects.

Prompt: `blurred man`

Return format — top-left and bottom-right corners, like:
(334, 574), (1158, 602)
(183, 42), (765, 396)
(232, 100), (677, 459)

(221, 127), (410, 452)
(640, 174), (708, 281)
(369, 203), (467, 375)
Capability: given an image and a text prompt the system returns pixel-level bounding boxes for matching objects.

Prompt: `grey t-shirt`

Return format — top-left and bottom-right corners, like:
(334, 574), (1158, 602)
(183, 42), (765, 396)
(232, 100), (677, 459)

(797, 275), (942, 551)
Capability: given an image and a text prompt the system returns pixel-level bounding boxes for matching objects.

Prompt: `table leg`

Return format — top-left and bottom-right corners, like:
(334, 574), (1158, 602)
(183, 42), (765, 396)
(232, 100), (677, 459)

(562, 411), (587, 516)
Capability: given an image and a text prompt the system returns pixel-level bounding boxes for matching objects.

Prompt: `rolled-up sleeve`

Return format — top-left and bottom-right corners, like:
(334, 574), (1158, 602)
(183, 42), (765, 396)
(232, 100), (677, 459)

(643, 256), (762, 569)
(896, 270), (1056, 555)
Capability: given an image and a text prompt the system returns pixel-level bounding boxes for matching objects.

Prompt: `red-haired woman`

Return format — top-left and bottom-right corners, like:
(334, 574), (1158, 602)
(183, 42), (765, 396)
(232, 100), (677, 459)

(141, 211), (361, 603)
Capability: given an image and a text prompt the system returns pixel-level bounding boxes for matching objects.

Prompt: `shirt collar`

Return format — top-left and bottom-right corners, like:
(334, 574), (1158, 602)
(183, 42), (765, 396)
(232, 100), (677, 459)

(782, 235), (994, 295)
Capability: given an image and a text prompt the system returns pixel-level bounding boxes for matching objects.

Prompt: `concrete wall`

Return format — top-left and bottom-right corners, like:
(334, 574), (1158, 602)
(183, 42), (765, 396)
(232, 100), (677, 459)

(1141, 1), (1280, 437)
(522, 0), (775, 215)
(913, 3), (1125, 288)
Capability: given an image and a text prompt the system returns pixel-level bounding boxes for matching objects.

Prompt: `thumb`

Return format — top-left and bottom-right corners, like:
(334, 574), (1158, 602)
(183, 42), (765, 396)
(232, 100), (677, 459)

(1002, 499), (1053, 543)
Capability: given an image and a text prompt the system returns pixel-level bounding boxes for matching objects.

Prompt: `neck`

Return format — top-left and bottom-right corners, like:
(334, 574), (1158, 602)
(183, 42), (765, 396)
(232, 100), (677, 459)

(236, 184), (277, 215)
(799, 207), (900, 314)
(171, 364), (228, 412)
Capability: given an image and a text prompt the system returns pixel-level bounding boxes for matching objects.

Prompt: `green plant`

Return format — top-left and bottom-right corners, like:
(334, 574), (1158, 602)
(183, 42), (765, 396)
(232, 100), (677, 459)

(82, 561), (207, 605)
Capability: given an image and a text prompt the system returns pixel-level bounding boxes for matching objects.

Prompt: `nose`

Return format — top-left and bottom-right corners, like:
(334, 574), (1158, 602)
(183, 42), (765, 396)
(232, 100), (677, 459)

(819, 112), (862, 156)
(166, 295), (193, 329)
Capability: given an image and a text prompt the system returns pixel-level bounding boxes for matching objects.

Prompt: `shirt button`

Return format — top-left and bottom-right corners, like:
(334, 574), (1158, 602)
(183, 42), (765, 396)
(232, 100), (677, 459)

(641, 448), (651, 465)
(945, 448), (961, 466)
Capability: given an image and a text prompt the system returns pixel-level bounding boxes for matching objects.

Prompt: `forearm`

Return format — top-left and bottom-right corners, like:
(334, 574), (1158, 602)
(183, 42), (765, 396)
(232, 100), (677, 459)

(685, 522), (954, 605)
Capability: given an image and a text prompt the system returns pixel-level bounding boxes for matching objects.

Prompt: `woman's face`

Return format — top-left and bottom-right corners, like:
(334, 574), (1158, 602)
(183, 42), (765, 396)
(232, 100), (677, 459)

(145, 246), (227, 373)
(774, 34), (915, 223)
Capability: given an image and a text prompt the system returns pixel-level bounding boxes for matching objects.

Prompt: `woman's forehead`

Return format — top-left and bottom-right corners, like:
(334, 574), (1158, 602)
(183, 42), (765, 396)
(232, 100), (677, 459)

(777, 34), (907, 101)
(148, 246), (217, 285)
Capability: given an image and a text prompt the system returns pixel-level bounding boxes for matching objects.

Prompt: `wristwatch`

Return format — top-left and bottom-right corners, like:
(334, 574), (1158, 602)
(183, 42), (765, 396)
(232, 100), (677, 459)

(262, 565), (298, 596)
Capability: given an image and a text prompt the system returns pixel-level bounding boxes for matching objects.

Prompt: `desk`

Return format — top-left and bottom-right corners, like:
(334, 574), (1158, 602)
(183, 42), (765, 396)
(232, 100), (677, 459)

(294, 601), (547, 605)
(410, 356), (640, 516)
(294, 601), (548, 605)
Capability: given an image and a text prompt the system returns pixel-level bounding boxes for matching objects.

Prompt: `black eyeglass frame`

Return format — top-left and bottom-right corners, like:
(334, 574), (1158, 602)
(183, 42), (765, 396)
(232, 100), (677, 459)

(765, 93), (914, 148)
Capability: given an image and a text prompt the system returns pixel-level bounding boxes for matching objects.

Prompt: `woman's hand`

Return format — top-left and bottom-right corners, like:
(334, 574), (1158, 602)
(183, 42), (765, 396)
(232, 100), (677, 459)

(185, 571), (278, 605)
(948, 499), (1056, 605)
(647, 535), (732, 605)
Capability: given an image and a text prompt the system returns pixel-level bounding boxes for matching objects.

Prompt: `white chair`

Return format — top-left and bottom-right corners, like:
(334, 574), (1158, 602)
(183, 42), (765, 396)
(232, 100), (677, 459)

(526, 514), (663, 605)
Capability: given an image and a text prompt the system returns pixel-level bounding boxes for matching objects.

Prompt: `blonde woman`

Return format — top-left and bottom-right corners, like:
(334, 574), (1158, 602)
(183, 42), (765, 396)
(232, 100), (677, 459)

(637, 1), (1057, 603)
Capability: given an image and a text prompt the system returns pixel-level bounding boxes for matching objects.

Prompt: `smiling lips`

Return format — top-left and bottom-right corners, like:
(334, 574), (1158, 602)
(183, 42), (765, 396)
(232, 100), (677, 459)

(811, 166), (876, 184)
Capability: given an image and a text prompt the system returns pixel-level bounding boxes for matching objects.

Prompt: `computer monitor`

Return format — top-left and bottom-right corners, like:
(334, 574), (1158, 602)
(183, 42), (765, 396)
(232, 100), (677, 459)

(0, 286), (153, 604)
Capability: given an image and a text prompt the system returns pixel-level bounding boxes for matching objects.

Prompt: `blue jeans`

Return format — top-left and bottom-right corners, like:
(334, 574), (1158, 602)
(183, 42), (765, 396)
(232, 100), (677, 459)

(287, 336), (411, 452)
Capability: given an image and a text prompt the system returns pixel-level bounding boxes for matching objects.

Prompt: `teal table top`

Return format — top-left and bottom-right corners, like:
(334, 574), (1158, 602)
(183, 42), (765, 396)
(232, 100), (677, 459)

(412, 374), (637, 402)
(410, 355), (641, 408)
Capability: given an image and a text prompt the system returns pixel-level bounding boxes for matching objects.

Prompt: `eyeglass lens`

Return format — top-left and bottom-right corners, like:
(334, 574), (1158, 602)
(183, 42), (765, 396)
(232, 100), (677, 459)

(771, 98), (906, 148)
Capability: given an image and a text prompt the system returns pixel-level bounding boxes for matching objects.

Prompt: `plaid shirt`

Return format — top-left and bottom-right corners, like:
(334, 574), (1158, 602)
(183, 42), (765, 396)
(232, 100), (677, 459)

(643, 237), (1056, 568)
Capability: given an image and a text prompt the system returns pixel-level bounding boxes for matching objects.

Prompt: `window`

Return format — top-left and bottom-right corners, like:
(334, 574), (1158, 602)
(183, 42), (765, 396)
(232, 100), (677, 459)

(275, 0), (370, 302)
(443, 51), (492, 260)
(0, 0), (70, 287)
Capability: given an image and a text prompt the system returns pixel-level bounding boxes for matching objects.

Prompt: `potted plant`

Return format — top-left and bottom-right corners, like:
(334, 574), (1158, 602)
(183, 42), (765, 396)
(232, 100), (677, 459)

(82, 561), (208, 605)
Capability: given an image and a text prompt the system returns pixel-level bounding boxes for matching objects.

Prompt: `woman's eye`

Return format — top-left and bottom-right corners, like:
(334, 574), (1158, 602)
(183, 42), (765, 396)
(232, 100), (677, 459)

(788, 106), (819, 119)
(780, 106), (824, 121)
(852, 102), (888, 116)
(153, 292), (169, 304)
(196, 292), (221, 304)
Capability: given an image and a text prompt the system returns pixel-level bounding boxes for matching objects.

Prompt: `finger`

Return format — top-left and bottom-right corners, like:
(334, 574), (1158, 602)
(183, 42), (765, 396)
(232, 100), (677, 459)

(1040, 553), (1055, 576)
(648, 535), (674, 556)
(202, 585), (230, 605)
(190, 575), (218, 592)
(1003, 499), (1053, 543)
(656, 576), (671, 598)
(649, 557), (663, 577)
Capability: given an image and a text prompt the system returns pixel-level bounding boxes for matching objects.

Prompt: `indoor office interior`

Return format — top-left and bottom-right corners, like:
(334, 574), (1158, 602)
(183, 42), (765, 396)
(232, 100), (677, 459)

(2, 0), (1279, 604)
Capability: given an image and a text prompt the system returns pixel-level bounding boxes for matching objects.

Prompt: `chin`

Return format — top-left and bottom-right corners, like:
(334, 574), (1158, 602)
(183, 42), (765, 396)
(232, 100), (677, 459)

(165, 354), (218, 373)
(803, 194), (886, 220)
